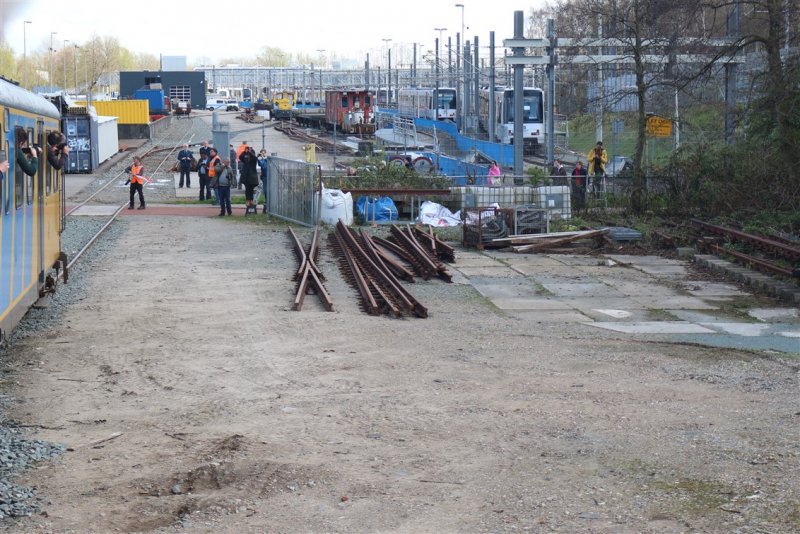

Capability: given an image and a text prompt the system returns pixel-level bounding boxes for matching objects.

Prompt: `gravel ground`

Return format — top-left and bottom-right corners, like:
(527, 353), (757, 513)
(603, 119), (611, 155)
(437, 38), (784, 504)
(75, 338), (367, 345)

(0, 116), (797, 532)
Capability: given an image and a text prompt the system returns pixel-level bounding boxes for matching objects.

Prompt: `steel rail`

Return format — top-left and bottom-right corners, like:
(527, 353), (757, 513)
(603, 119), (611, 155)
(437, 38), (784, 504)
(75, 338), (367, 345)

(692, 219), (800, 261)
(702, 241), (796, 278)
(330, 227), (381, 315)
(65, 204), (126, 272)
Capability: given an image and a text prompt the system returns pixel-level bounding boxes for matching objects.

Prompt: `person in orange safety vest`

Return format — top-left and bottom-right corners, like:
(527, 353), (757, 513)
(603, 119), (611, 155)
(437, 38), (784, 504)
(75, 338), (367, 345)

(125, 156), (146, 209)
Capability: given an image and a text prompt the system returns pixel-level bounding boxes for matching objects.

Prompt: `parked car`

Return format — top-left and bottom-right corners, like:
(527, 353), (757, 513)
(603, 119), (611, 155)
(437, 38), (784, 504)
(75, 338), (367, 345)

(605, 155), (633, 177)
(207, 98), (227, 111)
(225, 100), (239, 112)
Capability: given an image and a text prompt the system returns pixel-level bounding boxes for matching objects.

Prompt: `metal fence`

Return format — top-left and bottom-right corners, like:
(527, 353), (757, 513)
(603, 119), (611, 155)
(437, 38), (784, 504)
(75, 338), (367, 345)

(265, 157), (321, 226)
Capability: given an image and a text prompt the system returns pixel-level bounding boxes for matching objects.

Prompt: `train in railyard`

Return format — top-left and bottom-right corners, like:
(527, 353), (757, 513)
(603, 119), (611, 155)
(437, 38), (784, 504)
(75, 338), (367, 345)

(294, 89), (376, 134)
(478, 86), (545, 153)
(0, 77), (66, 340)
(397, 87), (458, 121)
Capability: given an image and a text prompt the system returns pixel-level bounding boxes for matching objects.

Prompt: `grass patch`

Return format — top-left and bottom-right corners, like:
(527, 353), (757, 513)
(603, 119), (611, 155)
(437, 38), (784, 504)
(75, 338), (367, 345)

(650, 478), (732, 518)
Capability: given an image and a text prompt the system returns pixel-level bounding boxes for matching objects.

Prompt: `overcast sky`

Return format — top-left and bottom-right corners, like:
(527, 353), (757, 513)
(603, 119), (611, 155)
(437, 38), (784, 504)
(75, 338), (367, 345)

(1, 0), (543, 65)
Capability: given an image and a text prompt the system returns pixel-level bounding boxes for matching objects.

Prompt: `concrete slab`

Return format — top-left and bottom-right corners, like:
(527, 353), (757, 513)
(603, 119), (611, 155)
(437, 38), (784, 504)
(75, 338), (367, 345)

(552, 254), (606, 266)
(778, 331), (800, 338)
(594, 309), (633, 319)
(748, 308), (800, 323)
(683, 281), (749, 298)
(453, 257), (507, 268)
(65, 175), (98, 199)
(575, 266), (652, 280)
(69, 205), (119, 216)
(605, 255), (684, 266)
(587, 321), (717, 334)
(700, 323), (773, 337)
(540, 282), (627, 298)
(489, 297), (573, 311)
(668, 310), (736, 323)
(558, 296), (651, 311)
(454, 266), (523, 279)
(507, 309), (593, 323)
(501, 255), (567, 267)
(630, 294), (718, 310)
(598, 279), (681, 298)
(632, 264), (690, 278)
(469, 278), (545, 299)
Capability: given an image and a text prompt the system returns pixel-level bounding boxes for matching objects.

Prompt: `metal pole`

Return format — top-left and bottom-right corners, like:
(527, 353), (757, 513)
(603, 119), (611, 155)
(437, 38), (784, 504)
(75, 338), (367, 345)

(473, 36), (479, 133)
(365, 53), (370, 93)
(489, 31), (495, 142)
(23, 21), (31, 89)
(388, 48), (392, 106)
(464, 41), (470, 134)
(513, 11), (524, 177)
(63, 39), (69, 93)
(413, 44), (417, 87)
(49, 31), (57, 92)
(73, 45), (79, 97)
(448, 36), (453, 87)
(456, 32), (461, 131)
(546, 19), (555, 167)
(435, 38), (440, 120)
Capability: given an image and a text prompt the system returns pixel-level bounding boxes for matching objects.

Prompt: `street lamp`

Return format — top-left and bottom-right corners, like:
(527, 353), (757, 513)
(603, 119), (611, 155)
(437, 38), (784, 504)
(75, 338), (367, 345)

(382, 38), (392, 106)
(23, 21), (31, 89)
(73, 44), (79, 99)
(49, 31), (57, 92)
(316, 49), (325, 106)
(63, 39), (69, 94)
(454, 4), (465, 130)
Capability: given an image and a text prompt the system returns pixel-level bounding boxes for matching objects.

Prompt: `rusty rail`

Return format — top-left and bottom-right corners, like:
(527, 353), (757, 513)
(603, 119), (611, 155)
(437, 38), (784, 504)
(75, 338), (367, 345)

(699, 240), (797, 278)
(692, 219), (800, 262)
(389, 224), (453, 282)
(329, 221), (428, 318)
(288, 226), (333, 312)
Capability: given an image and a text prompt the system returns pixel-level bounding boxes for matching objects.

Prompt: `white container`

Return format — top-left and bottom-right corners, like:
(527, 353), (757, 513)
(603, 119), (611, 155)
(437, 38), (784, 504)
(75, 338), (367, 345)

(315, 188), (354, 225)
(536, 185), (571, 220)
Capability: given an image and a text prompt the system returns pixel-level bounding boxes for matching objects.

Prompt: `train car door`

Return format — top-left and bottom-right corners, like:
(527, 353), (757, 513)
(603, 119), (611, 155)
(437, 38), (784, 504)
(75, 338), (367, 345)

(36, 120), (44, 283)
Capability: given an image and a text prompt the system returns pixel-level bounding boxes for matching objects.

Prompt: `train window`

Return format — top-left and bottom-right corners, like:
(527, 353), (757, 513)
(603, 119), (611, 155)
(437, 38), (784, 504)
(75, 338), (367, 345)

(26, 128), (34, 205)
(2, 109), (8, 132)
(365, 96), (371, 106)
(341, 97), (349, 108)
(3, 141), (8, 214)
(14, 147), (23, 210)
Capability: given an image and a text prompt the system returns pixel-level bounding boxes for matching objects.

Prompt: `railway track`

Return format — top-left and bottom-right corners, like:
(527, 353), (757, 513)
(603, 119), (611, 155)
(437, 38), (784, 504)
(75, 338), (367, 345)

(60, 120), (199, 280)
(692, 219), (800, 280)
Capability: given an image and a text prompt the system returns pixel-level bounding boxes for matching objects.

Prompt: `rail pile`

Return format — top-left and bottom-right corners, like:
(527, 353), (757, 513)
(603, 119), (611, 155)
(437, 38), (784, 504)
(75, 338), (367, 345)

(274, 123), (351, 154)
(328, 221), (458, 318)
(288, 226), (333, 311)
(693, 219), (800, 279)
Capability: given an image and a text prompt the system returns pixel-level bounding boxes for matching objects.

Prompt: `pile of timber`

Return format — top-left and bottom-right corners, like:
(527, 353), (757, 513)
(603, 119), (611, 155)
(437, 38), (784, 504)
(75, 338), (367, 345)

(493, 229), (609, 253)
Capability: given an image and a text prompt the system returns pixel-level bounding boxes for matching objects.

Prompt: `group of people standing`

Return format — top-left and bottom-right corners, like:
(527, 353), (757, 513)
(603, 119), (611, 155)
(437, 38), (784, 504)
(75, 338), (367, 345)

(170, 140), (269, 216)
(551, 141), (608, 213)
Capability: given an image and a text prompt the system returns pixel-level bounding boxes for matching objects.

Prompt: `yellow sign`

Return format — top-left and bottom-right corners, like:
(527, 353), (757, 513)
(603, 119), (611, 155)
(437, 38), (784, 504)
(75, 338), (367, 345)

(647, 116), (672, 137)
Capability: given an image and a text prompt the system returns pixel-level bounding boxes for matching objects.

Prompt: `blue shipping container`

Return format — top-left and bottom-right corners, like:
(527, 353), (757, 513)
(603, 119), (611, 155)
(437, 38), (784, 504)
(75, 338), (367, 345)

(133, 88), (166, 114)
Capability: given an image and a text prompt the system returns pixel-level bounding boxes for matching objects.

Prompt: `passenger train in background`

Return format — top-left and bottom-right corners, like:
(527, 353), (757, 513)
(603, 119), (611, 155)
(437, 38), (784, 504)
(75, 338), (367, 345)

(478, 86), (545, 153)
(0, 77), (66, 340)
(397, 88), (458, 121)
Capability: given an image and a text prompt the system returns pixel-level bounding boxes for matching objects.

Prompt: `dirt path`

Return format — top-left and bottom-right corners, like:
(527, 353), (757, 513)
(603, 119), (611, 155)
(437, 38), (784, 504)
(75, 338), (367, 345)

(5, 216), (799, 532)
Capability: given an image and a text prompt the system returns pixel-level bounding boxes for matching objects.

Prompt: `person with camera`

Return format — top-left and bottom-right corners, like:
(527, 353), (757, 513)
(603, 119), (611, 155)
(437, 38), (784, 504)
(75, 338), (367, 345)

(177, 143), (193, 188)
(46, 131), (70, 171)
(15, 126), (42, 177)
(586, 141), (608, 197)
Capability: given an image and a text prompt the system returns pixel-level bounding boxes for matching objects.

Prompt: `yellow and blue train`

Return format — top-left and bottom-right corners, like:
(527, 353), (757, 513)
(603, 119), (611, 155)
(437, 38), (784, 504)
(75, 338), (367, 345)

(0, 77), (65, 340)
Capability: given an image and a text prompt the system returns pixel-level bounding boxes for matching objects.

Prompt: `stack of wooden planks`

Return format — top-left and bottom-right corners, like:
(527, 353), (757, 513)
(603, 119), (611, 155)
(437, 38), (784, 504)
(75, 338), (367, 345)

(492, 229), (610, 253)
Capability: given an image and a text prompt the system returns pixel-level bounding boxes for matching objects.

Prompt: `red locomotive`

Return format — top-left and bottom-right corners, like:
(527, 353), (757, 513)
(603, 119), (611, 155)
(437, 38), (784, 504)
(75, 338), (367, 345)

(324, 89), (375, 134)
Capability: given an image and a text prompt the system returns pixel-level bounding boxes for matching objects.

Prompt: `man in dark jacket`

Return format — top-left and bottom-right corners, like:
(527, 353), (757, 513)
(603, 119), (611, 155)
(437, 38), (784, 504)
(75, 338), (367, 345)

(177, 144), (193, 188)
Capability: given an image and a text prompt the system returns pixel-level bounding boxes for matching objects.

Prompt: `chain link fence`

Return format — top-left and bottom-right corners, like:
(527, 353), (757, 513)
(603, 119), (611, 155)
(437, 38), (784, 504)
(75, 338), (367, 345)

(265, 157), (321, 226)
